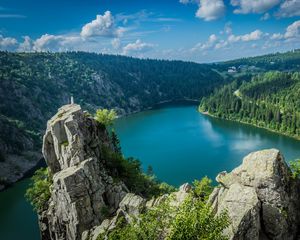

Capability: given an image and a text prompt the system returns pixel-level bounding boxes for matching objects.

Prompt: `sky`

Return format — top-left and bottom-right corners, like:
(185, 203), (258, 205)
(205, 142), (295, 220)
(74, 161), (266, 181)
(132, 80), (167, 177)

(0, 0), (299, 62)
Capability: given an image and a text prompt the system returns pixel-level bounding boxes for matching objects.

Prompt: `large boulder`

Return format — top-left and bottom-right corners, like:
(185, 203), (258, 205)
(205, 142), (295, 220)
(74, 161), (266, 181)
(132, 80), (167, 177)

(209, 149), (300, 240)
(40, 104), (128, 240)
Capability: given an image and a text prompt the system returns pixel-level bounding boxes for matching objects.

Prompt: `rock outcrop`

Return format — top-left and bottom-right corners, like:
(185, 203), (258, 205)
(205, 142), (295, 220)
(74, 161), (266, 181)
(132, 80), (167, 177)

(209, 149), (300, 240)
(40, 104), (128, 240)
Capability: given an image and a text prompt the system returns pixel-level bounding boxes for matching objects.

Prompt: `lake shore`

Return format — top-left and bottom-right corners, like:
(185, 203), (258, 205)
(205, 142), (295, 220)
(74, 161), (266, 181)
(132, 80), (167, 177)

(199, 109), (300, 143)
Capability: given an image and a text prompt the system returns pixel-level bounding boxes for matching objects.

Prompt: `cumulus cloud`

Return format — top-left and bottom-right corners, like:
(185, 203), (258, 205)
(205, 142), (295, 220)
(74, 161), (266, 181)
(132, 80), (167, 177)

(191, 34), (219, 51)
(18, 36), (33, 52)
(123, 39), (154, 55)
(231, 0), (280, 14)
(284, 20), (300, 39)
(276, 0), (300, 18)
(33, 34), (81, 52)
(196, 0), (225, 21)
(0, 35), (18, 50)
(228, 30), (263, 42)
(179, 0), (225, 21)
(81, 11), (125, 38)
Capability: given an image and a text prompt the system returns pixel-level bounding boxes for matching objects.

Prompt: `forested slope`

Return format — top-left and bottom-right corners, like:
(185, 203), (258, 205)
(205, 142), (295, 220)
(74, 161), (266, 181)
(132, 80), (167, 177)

(200, 71), (300, 138)
(0, 51), (226, 187)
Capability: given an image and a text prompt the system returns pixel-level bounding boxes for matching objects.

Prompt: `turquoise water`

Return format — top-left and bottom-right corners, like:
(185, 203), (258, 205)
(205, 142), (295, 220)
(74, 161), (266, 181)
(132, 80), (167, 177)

(115, 104), (300, 185)
(1, 104), (300, 239)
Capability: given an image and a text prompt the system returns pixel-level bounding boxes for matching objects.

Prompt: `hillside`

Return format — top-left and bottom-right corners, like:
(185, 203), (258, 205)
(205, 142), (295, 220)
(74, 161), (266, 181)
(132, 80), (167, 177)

(0, 51), (226, 188)
(200, 71), (300, 139)
(212, 49), (300, 73)
(1, 49), (300, 189)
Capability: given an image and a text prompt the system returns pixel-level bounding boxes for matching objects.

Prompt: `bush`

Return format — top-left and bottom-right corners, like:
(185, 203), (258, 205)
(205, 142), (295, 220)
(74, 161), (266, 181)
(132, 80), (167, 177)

(168, 195), (229, 240)
(95, 109), (117, 126)
(25, 168), (52, 212)
(193, 176), (213, 200)
(290, 159), (300, 179)
(100, 177), (230, 240)
(101, 146), (175, 198)
(99, 199), (173, 240)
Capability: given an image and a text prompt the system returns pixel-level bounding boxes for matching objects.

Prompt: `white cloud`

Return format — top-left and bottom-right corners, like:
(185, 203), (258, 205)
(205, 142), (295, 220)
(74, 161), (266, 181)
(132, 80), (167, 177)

(81, 11), (125, 38)
(192, 34), (218, 51)
(228, 30), (263, 42)
(18, 36), (33, 52)
(33, 34), (81, 52)
(231, 0), (280, 14)
(215, 40), (228, 49)
(276, 0), (300, 18)
(111, 38), (121, 49)
(123, 39), (154, 55)
(196, 0), (225, 21)
(270, 33), (284, 40)
(0, 35), (18, 50)
(284, 20), (300, 39)
(260, 12), (271, 20)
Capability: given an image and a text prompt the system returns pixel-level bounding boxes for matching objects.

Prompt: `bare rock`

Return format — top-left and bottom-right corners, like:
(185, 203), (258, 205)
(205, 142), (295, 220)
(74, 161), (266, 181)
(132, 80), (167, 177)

(39, 104), (128, 240)
(209, 149), (300, 240)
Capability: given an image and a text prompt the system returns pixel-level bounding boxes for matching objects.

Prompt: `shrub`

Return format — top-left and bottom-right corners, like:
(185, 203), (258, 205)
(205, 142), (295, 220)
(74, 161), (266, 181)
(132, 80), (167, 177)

(99, 199), (173, 240)
(25, 168), (52, 212)
(290, 159), (300, 179)
(101, 146), (175, 198)
(167, 195), (230, 240)
(95, 109), (117, 126)
(100, 178), (230, 240)
(193, 176), (213, 200)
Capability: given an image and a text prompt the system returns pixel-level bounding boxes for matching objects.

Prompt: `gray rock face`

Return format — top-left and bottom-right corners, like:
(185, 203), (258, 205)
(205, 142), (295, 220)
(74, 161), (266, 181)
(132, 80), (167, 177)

(40, 104), (128, 240)
(209, 149), (300, 240)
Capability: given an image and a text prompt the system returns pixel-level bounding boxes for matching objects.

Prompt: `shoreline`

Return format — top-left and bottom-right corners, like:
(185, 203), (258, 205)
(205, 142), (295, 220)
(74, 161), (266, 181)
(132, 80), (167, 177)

(199, 109), (300, 142)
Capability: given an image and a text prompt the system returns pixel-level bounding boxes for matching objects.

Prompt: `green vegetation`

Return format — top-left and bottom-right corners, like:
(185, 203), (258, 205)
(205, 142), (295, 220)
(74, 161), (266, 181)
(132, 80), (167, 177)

(214, 49), (300, 73)
(61, 140), (69, 147)
(168, 195), (229, 240)
(290, 159), (300, 179)
(101, 146), (175, 198)
(95, 109), (117, 126)
(200, 71), (300, 138)
(100, 178), (229, 240)
(193, 176), (213, 200)
(25, 168), (52, 212)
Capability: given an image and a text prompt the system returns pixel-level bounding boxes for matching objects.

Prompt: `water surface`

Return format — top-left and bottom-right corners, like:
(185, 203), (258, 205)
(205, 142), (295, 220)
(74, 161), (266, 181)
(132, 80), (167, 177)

(2, 104), (300, 239)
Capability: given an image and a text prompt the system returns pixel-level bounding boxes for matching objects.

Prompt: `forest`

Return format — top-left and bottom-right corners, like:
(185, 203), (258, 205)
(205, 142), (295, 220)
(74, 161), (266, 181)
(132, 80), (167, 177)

(200, 71), (300, 138)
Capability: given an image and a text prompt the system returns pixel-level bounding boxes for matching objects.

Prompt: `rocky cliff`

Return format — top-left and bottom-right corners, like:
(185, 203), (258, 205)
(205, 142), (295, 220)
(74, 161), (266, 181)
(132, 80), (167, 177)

(39, 104), (300, 240)
(40, 104), (128, 240)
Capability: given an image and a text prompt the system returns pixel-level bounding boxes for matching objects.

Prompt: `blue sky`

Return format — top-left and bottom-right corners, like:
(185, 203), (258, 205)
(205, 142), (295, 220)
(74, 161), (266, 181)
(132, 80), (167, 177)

(0, 0), (299, 62)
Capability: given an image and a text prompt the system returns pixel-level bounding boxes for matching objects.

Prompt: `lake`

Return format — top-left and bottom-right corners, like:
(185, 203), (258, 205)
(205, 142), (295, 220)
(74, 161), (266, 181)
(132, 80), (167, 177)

(1, 104), (300, 239)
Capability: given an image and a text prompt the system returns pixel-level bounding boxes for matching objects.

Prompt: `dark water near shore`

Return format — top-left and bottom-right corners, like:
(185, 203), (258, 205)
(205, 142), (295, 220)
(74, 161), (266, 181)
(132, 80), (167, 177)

(1, 104), (300, 239)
